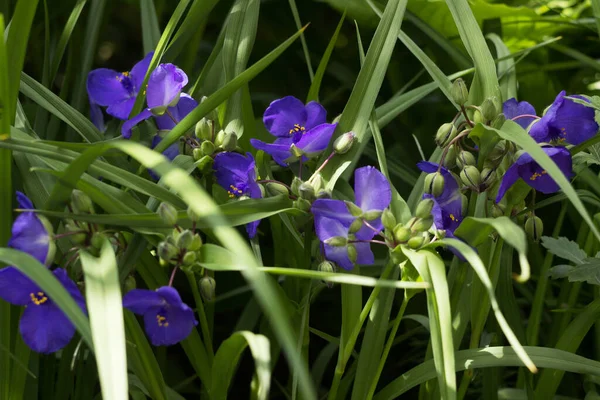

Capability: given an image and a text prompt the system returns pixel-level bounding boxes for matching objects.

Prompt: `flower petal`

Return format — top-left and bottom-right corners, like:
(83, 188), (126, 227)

(121, 109), (153, 138)
(250, 138), (293, 166)
(9, 193), (49, 264)
(354, 166), (391, 212)
(294, 123), (336, 158)
(304, 101), (327, 130)
(130, 52), (154, 91)
(52, 268), (86, 308)
(20, 302), (76, 353)
(354, 242), (374, 265)
(86, 68), (131, 106)
(503, 98), (536, 129)
(213, 152), (255, 195)
(0, 267), (38, 305)
(143, 302), (197, 346)
(90, 101), (106, 132)
(495, 162), (521, 203)
(147, 64), (188, 110)
(123, 289), (164, 315)
(551, 95), (598, 145)
(154, 94), (198, 130)
(106, 97), (137, 120)
(323, 244), (353, 270)
(311, 199), (356, 239)
(518, 147), (572, 194)
(263, 96), (307, 137)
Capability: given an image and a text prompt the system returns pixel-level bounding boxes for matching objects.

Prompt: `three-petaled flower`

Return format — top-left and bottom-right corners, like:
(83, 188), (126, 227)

(250, 96), (337, 166)
(11, 192), (55, 265)
(213, 152), (263, 238)
(123, 286), (198, 346)
(496, 146), (573, 203)
(503, 98), (537, 130)
(311, 167), (391, 270)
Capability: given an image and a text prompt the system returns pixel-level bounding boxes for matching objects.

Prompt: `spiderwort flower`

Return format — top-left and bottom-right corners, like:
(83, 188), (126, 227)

(496, 146), (573, 203)
(123, 286), (197, 346)
(529, 91), (598, 145)
(250, 96), (337, 166)
(87, 52), (153, 125)
(312, 166), (391, 270)
(11, 192), (55, 265)
(0, 268), (86, 353)
(503, 98), (537, 130)
(213, 152), (262, 238)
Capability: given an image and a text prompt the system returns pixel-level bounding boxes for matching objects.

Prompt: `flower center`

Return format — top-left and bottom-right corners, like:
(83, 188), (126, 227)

(156, 314), (170, 327)
(116, 71), (135, 94)
(289, 124), (306, 135)
(30, 291), (48, 306)
(529, 170), (547, 181)
(228, 184), (244, 198)
(449, 214), (457, 222)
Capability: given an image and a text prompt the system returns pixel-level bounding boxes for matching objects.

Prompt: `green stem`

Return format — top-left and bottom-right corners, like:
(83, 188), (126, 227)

(185, 271), (214, 364)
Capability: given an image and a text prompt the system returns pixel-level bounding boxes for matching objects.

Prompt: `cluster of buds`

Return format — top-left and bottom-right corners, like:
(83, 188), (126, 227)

(383, 199), (439, 250)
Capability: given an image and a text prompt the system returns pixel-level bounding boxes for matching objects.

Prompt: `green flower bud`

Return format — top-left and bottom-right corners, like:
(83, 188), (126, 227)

(266, 182), (290, 197)
(451, 78), (469, 106)
(460, 194), (469, 216)
(424, 172), (445, 197)
(333, 132), (355, 154)
(489, 140), (508, 163)
(363, 210), (382, 221)
(349, 218), (364, 233)
(481, 96), (500, 121)
(316, 189), (331, 199)
(124, 276), (136, 293)
(442, 145), (458, 169)
(456, 150), (476, 169)
(193, 148), (203, 161)
(525, 215), (543, 242)
(293, 198), (312, 212)
(90, 232), (105, 250)
(347, 244), (357, 263)
(311, 174), (324, 192)
(158, 202), (178, 226)
(407, 235), (426, 249)
(411, 217), (433, 233)
(473, 109), (484, 125)
(200, 140), (215, 156)
(435, 123), (458, 148)
(298, 182), (315, 201)
(325, 236), (348, 247)
(393, 224), (412, 243)
(198, 155), (214, 175)
(188, 234), (203, 252)
(491, 113), (506, 129)
(182, 251), (197, 266)
(195, 118), (213, 141)
(381, 209), (397, 231)
(214, 130), (226, 147)
(480, 168), (496, 189)
(318, 261), (335, 274)
(71, 190), (94, 214)
(291, 177), (303, 196)
(221, 132), (238, 152)
(460, 166), (481, 189)
(199, 276), (216, 302)
(491, 203), (504, 218)
(345, 201), (364, 217)
(176, 229), (194, 249)
(64, 221), (86, 245)
(415, 198), (435, 219)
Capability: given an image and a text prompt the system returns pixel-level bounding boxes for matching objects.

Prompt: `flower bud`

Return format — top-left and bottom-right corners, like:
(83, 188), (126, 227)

(195, 118), (213, 141)
(415, 198), (435, 219)
(64, 221), (87, 245)
(393, 224), (412, 243)
(435, 123), (458, 148)
(362, 210), (382, 221)
(333, 132), (355, 154)
(293, 198), (311, 212)
(461, 194), (469, 217)
(324, 236), (347, 247)
(193, 148), (203, 161)
(71, 190), (94, 214)
(411, 217), (433, 233)
(316, 189), (331, 199)
(124, 276), (136, 293)
(407, 235), (426, 249)
(489, 140), (508, 163)
(460, 166), (481, 189)
(176, 229), (194, 249)
(214, 130), (226, 147)
(158, 202), (178, 226)
(480, 168), (496, 190)
(199, 276), (216, 302)
(473, 109), (483, 125)
(188, 234), (203, 251)
(291, 177), (303, 195)
(424, 172), (445, 197)
(491, 203), (504, 218)
(200, 140), (215, 156)
(266, 182), (290, 197)
(491, 113), (506, 129)
(311, 174), (324, 192)
(221, 132), (238, 152)
(198, 155), (214, 175)
(349, 218), (363, 234)
(347, 244), (357, 263)
(525, 215), (543, 242)
(442, 145), (458, 169)
(90, 232), (105, 250)
(182, 251), (197, 265)
(298, 182), (315, 201)
(345, 201), (364, 217)
(318, 260), (335, 284)
(481, 97), (500, 121)
(451, 78), (469, 106)
(158, 241), (178, 262)
(381, 209), (397, 231)
(456, 150), (476, 169)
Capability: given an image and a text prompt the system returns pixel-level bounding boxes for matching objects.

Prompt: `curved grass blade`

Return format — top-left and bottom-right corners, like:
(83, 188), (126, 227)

(166, 0), (221, 59)
(141, 0), (161, 54)
(487, 33), (516, 101)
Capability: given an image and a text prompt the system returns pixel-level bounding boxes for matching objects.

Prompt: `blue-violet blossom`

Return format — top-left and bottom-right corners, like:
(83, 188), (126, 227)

(11, 192), (55, 265)
(123, 286), (197, 346)
(250, 96), (337, 166)
(503, 98), (537, 130)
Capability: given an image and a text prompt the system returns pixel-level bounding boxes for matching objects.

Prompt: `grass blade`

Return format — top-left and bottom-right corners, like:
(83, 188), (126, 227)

(288, 0), (313, 81)
(140, 0), (161, 54)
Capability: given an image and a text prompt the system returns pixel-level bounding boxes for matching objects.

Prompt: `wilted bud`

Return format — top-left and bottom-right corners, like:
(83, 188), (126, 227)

(424, 172), (445, 197)
(393, 224), (412, 243)
(188, 234), (203, 251)
(333, 132), (355, 154)
(124, 276), (136, 293)
(381, 209), (397, 231)
(407, 235), (426, 249)
(525, 215), (543, 242)
(363, 210), (382, 221)
(442, 145), (458, 169)
(291, 177), (303, 195)
(451, 78), (469, 106)
(199, 276), (216, 302)
(298, 182), (315, 201)
(456, 150), (476, 169)
(435, 123), (458, 148)
(71, 190), (94, 214)
(158, 202), (178, 226)
(176, 230), (194, 249)
(200, 140), (215, 156)
(491, 113), (506, 129)
(182, 251), (197, 266)
(158, 241), (178, 262)
(415, 198), (435, 219)
(195, 118), (213, 141)
(347, 244), (357, 263)
(293, 198), (311, 212)
(316, 189), (331, 199)
(480, 168), (496, 189)
(214, 130), (226, 147)
(411, 217), (433, 233)
(345, 201), (364, 217)
(325, 236), (348, 247)
(349, 218), (363, 233)
(481, 97), (500, 121)
(221, 132), (238, 151)
(266, 182), (290, 197)
(460, 166), (481, 189)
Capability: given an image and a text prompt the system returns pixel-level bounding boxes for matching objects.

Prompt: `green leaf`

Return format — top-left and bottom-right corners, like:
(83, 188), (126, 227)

(211, 331), (271, 400)
(288, 0), (314, 82)
(540, 236), (587, 264)
(565, 258), (600, 285)
(140, 0), (161, 54)
(547, 264), (574, 280)
(79, 238), (128, 400)
(48, 0), (87, 85)
(166, 0), (221, 59)
(487, 33), (516, 101)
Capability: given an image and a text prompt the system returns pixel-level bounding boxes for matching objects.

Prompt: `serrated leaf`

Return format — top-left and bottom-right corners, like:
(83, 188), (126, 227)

(567, 258), (600, 285)
(547, 265), (574, 279)
(540, 236), (587, 265)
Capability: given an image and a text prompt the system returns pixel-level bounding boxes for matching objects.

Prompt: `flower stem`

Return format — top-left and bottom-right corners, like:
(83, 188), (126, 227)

(185, 270), (214, 363)
(165, 109), (179, 125)
(512, 114), (540, 121)
(53, 230), (86, 240)
(348, 239), (389, 246)
(460, 105), (474, 128)
(309, 151), (336, 182)
(168, 266), (179, 287)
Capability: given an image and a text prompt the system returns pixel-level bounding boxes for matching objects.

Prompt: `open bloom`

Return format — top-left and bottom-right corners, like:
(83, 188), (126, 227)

(11, 192), (55, 265)
(0, 267), (86, 353)
(417, 162), (463, 234)
(87, 52), (153, 124)
(496, 146), (573, 203)
(312, 166), (391, 270)
(123, 286), (197, 346)
(503, 98), (536, 130)
(213, 152), (262, 238)
(529, 91), (598, 145)
(250, 96), (337, 166)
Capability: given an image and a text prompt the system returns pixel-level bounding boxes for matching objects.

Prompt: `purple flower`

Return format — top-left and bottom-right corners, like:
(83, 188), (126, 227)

(213, 152), (262, 238)
(147, 134), (180, 181)
(503, 98), (537, 130)
(123, 286), (197, 346)
(146, 64), (188, 113)
(529, 91), (598, 145)
(87, 52), (153, 126)
(0, 267), (86, 353)
(312, 166), (391, 270)
(11, 192), (54, 265)
(121, 93), (198, 139)
(496, 146), (573, 203)
(417, 162), (462, 234)
(250, 96), (337, 166)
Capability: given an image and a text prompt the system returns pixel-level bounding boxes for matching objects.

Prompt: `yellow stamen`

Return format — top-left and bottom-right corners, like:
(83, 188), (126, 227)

(30, 292), (48, 306)
(288, 123), (306, 135)
(450, 214), (457, 222)
(228, 184), (243, 198)
(156, 314), (169, 327)
(529, 170), (547, 181)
